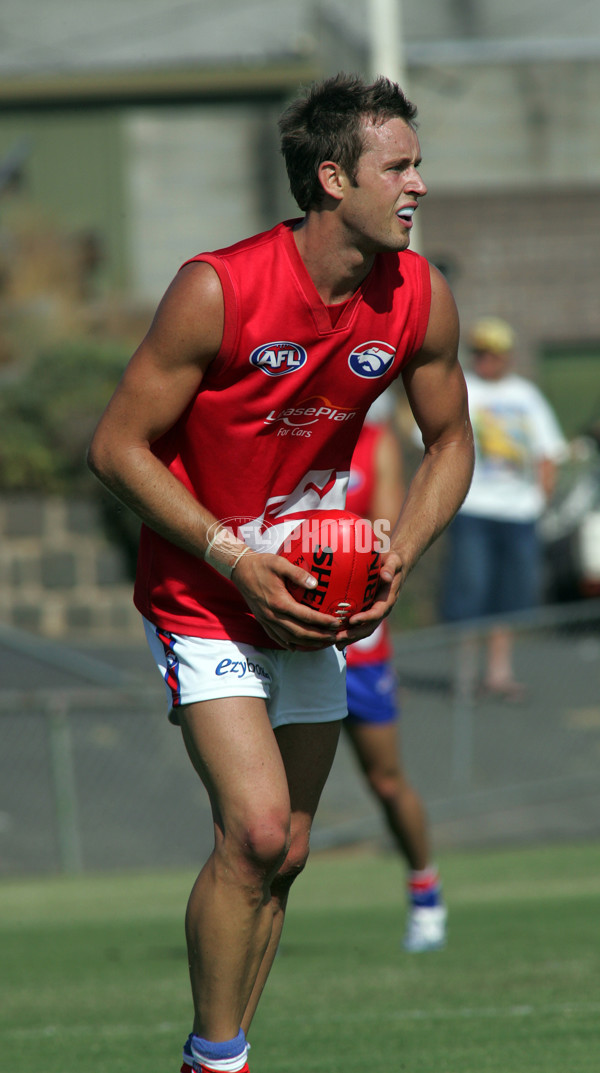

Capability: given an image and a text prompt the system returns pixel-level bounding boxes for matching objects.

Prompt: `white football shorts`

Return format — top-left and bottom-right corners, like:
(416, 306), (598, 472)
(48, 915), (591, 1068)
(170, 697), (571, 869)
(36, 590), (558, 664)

(143, 617), (347, 730)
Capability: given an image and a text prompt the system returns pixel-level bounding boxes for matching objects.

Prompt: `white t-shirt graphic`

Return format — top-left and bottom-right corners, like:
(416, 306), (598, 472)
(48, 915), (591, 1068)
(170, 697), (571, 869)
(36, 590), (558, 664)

(460, 373), (566, 522)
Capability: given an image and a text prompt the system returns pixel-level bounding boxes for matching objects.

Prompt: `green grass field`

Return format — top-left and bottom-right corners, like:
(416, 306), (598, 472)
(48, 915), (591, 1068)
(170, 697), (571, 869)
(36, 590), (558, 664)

(2, 842), (600, 1073)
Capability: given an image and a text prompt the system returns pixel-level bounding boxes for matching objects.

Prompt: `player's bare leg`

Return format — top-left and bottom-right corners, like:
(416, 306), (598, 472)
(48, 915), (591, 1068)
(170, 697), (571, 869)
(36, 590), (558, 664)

(241, 719), (342, 1033)
(179, 696), (293, 1044)
(344, 718), (446, 951)
(344, 719), (429, 869)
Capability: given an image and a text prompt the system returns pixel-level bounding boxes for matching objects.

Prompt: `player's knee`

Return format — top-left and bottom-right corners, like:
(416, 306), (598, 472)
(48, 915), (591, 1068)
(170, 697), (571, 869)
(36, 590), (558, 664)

(369, 769), (401, 803)
(238, 811), (291, 877)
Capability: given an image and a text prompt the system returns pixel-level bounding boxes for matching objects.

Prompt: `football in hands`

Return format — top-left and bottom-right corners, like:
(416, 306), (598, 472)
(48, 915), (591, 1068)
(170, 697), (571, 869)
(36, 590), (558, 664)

(278, 509), (381, 621)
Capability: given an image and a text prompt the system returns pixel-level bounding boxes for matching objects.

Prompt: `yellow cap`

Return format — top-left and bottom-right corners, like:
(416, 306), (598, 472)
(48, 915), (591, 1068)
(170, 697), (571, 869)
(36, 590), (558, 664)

(469, 317), (515, 354)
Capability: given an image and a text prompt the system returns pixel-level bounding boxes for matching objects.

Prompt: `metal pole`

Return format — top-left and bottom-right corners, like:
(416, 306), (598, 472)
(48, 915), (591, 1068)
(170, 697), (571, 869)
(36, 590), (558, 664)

(366, 0), (422, 251)
(367, 0), (407, 84)
(47, 695), (84, 874)
(450, 629), (477, 789)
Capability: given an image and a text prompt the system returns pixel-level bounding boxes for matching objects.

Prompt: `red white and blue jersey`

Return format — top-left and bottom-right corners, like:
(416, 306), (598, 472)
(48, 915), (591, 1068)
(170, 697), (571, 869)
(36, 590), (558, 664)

(346, 422), (393, 666)
(134, 219), (431, 645)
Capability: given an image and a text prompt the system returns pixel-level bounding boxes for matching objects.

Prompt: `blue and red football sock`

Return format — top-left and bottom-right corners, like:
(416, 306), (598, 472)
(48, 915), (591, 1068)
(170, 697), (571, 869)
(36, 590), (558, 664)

(181, 1028), (249, 1073)
(408, 866), (443, 908)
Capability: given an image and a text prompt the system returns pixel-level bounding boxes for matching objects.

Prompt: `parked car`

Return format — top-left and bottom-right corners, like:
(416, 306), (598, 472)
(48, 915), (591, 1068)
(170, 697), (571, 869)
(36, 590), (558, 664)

(541, 435), (600, 602)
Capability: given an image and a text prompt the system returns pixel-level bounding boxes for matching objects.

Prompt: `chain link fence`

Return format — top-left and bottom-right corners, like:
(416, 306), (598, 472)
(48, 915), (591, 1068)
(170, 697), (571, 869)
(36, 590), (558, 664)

(1, 601), (599, 877)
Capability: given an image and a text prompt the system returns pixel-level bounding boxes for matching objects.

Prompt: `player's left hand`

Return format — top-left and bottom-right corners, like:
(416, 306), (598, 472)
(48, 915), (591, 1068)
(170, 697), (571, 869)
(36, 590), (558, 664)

(333, 550), (404, 648)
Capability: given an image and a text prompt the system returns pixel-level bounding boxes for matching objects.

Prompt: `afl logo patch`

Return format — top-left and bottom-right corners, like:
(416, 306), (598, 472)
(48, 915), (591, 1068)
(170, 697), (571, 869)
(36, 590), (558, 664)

(348, 341), (396, 379)
(250, 341), (308, 376)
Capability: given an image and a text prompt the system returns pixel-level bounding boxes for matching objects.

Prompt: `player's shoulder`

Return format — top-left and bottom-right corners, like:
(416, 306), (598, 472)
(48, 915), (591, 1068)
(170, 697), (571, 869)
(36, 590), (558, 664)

(170, 257), (224, 312)
(415, 261), (458, 357)
(184, 220), (292, 267)
(148, 258), (225, 358)
(382, 246), (430, 278)
(174, 220), (293, 322)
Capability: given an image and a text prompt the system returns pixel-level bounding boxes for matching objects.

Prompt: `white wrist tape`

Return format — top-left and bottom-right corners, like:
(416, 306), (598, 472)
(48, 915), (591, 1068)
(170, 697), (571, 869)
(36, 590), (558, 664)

(204, 525), (250, 581)
(230, 545), (250, 575)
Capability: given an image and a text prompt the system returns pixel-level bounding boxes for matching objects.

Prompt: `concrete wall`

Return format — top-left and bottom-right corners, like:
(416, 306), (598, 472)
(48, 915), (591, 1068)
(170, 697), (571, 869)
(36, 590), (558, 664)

(414, 58), (600, 192)
(123, 103), (290, 301)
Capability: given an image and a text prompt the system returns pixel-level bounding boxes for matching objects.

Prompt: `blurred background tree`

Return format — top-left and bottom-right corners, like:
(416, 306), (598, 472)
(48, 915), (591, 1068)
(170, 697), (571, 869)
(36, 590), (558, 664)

(0, 338), (129, 493)
(0, 208), (146, 574)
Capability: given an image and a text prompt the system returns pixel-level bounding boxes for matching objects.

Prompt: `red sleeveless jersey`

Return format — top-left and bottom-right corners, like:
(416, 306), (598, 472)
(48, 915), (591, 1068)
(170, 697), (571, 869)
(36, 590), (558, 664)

(346, 422), (393, 665)
(134, 220), (431, 645)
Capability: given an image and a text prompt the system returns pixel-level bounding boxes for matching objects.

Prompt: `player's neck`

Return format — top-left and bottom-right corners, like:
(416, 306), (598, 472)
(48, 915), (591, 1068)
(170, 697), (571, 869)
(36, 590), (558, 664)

(292, 215), (374, 305)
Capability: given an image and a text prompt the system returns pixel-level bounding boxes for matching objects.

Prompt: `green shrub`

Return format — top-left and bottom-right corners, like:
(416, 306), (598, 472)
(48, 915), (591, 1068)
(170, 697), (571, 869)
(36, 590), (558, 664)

(0, 338), (129, 493)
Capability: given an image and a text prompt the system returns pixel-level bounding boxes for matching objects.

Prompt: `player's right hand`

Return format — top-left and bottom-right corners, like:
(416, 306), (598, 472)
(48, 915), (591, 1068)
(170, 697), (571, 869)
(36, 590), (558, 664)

(231, 549), (343, 649)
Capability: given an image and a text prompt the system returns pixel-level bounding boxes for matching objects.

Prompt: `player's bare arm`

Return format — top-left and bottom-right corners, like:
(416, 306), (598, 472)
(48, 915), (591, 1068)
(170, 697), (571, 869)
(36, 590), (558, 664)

(370, 423), (405, 531)
(392, 263), (474, 578)
(336, 264), (474, 646)
(88, 263), (341, 650)
(88, 261), (231, 555)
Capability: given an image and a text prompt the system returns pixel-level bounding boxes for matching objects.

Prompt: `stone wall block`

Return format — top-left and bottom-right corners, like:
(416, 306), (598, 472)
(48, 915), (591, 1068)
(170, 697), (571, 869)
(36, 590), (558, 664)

(3, 497), (47, 539)
(40, 551), (78, 590)
(0, 495), (136, 638)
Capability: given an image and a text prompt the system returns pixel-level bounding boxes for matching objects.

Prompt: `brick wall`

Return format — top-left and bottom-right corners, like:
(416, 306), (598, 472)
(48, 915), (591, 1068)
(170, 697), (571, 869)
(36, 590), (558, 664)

(0, 496), (139, 637)
(421, 188), (600, 369)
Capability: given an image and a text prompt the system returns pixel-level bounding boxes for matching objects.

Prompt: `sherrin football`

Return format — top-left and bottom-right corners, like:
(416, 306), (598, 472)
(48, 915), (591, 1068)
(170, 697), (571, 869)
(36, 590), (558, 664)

(278, 509), (381, 620)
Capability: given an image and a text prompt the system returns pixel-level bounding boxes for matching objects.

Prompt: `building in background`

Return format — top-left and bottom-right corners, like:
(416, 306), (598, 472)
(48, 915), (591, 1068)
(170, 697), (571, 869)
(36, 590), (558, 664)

(0, 0), (599, 431)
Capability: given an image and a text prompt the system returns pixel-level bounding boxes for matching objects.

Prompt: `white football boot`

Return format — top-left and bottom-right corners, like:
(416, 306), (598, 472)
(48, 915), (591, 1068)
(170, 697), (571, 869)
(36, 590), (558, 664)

(403, 904), (447, 953)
